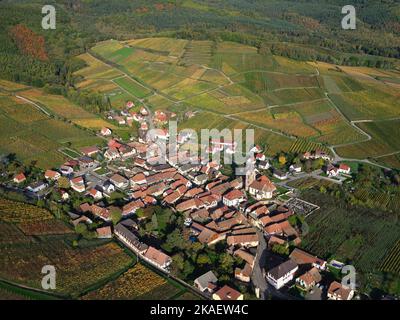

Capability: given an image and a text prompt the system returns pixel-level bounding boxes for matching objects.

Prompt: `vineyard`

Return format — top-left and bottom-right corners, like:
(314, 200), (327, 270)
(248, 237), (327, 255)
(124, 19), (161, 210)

(300, 190), (400, 277)
(0, 239), (133, 297)
(380, 240), (400, 275)
(353, 188), (400, 213)
(0, 198), (74, 236)
(69, 38), (400, 168)
(82, 263), (185, 300)
(287, 177), (334, 190)
(0, 223), (32, 245)
(0, 197), (135, 297)
(0, 198), (53, 223)
(17, 220), (73, 236)
(289, 139), (330, 154)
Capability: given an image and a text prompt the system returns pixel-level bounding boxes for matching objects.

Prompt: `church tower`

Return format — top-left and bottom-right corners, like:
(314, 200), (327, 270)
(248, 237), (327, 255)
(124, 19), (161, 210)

(245, 156), (256, 191)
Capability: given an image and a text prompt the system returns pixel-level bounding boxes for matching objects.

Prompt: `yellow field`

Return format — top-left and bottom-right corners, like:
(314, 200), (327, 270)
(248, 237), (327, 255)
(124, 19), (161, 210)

(339, 66), (396, 78)
(82, 263), (182, 300)
(233, 109), (318, 138)
(18, 88), (97, 119)
(91, 40), (125, 57)
(75, 53), (123, 80)
(0, 79), (28, 91)
(274, 55), (316, 74)
(125, 37), (188, 57)
(216, 41), (257, 54)
(72, 118), (118, 130)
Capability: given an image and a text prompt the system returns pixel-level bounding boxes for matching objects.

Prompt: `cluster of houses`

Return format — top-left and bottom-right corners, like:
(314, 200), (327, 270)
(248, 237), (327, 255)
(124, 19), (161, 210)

(326, 163), (351, 177)
(303, 150), (351, 178)
(9, 106), (356, 300)
(192, 247), (354, 301)
(105, 101), (176, 141)
(264, 248), (354, 300)
(194, 271), (244, 300)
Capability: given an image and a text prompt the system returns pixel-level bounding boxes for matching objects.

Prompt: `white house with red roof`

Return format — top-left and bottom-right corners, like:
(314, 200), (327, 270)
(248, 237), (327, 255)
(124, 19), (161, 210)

(327, 281), (354, 300)
(80, 146), (100, 157)
(223, 189), (246, 207)
(45, 170), (61, 181)
(100, 127), (112, 136)
(60, 165), (74, 176)
(110, 174), (129, 189)
(140, 106), (148, 116)
(140, 122), (148, 131)
(104, 147), (120, 161)
(212, 285), (243, 301)
(326, 164), (339, 177)
(13, 173), (26, 184)
(153, 129), (169, 140)
(70, 176), (85, 193)
(96, 226), (112, 239)
(248, 175), (276, 200)
(338, 163), (351, 174)
(88, 188), (103, 200)
(143, 246), (172, 271)
(255, 153), (266, 161)
(126, 101), (135, 109)
(154, 110), (168, 124)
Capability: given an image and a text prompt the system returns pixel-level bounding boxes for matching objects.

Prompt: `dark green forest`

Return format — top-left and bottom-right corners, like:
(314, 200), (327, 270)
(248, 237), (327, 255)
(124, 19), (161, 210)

(0, 0), (399, 93)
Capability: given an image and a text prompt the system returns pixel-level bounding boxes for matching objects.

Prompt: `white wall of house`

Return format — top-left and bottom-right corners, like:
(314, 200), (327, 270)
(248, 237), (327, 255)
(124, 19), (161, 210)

(267, 266), (298, 289)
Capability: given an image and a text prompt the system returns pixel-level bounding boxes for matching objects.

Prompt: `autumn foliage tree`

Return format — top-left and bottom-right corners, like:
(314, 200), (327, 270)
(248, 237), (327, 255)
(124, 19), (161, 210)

(9, 24), (48, 61)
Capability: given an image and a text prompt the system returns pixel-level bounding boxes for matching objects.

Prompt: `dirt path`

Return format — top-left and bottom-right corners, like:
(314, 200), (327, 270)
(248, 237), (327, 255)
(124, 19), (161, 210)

(15, 94), (51, 116)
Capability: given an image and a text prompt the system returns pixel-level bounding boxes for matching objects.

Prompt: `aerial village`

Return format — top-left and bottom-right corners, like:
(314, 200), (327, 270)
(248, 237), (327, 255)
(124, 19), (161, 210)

(9, 101), (355, 301)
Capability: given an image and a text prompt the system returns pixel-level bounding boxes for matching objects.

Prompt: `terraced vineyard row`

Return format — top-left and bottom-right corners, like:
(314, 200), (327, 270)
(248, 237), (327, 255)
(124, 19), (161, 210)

(353, 189), (400, 213)
(380, 240), (400, 275)
(289, 139), (330, 154)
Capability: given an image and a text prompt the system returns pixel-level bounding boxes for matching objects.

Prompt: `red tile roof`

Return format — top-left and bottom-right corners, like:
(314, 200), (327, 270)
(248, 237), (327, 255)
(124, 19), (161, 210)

(14, 173), (26, 182)
(223, 189), (245, 201)
(214, 285), (242, 300)
(144, 246), (171, 267)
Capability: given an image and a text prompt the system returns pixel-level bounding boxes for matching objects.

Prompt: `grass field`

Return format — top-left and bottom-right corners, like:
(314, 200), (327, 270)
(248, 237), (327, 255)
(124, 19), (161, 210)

(287, 177), (335, 190)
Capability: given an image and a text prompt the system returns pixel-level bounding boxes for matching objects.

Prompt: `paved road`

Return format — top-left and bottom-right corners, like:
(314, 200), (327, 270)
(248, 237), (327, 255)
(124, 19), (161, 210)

(252, 231), (268, 299)
(252, 231), (296, 300)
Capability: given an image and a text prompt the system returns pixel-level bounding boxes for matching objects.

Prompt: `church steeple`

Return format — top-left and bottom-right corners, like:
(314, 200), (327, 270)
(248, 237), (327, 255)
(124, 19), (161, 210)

(245, 155), (256, 191)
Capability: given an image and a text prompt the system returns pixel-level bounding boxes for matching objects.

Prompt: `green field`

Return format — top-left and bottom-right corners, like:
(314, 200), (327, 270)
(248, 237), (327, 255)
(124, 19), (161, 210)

(113, 76), (152, 98)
